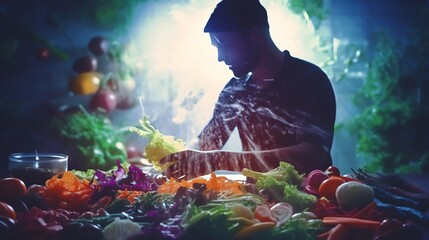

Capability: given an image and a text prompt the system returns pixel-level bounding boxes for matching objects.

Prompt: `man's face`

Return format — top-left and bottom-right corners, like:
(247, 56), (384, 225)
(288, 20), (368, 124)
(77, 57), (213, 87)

(210, 31), (260, 78)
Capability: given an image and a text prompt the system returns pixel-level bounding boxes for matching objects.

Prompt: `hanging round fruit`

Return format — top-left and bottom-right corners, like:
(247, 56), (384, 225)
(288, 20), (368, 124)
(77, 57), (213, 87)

(68, 72), (101, 95)
(72, 56), (97, 73)
(35, 46), (50, 61)
(88, 36), (108, 56)
(89, 89), (117, 113)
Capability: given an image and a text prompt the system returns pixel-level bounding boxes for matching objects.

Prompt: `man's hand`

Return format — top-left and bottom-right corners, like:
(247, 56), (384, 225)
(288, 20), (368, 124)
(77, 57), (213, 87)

(159, 149), (215, 180)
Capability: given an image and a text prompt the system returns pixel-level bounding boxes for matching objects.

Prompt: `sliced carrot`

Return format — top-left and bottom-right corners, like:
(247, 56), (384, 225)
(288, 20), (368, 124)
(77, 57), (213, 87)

(210, 172), (222, 191)
(116, 189), (143, 203)
(323, 217), (380, 228)
(157, 172), (244, 195)
(254, 205), (276, 223)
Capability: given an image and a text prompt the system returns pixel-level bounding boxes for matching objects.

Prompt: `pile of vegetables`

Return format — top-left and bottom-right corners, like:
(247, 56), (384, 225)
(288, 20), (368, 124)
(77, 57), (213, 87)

(1, 161), (428, 240)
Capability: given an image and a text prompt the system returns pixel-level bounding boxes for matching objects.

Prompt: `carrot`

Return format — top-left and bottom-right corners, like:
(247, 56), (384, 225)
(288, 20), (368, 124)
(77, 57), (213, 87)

(157, 172), (244, 195)
(42, 171), (93, 212)
(234, 222), (275, 239)
(318, 201), (377, 240)
(323, 217), (380, 228)
(209, 172), (222, 191)
(254, 205), (276, 223)
(116, 189), (143, 203)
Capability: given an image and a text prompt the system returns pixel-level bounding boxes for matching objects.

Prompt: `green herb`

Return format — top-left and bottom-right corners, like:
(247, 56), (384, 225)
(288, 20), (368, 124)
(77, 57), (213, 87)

(52, 107), (127, 170)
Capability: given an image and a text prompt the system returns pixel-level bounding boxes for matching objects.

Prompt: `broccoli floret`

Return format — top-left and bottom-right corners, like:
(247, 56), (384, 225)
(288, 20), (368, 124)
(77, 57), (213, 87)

(255, 176), (288, 202)
(245, 163), (314, 212)
(242, 162), (304, 186)
(283, 184), (316, 212)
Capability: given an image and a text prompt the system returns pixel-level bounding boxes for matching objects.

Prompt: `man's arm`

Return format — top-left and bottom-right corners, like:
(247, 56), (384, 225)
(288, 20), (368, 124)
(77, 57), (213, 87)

(212, 142), (331, 174)
(161, 142), (331, 179)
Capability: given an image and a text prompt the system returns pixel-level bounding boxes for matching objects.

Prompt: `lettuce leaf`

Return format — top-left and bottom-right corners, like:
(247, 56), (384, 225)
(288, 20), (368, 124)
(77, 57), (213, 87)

(130, 116), (186, 171)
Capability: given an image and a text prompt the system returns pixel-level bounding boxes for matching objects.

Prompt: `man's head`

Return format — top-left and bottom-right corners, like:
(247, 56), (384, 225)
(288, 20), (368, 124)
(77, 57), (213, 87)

(204, 0), (269, 33)
(204, 0), (270, 78)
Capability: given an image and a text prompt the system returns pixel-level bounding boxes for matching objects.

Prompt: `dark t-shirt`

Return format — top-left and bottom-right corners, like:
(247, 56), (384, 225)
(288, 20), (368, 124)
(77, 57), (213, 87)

(199, 51), (336, 164)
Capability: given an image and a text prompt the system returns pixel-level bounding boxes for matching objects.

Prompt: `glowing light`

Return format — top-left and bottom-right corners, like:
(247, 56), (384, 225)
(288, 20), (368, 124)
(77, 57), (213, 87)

(126, 0), (328, 147)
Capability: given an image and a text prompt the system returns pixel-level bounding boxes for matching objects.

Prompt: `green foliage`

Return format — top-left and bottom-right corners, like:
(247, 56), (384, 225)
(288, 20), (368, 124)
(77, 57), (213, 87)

(345, 24), (429, 173)
(81, 0), (142, 30)
(288, 0), (326, 29)
(52, 108), (128, 171)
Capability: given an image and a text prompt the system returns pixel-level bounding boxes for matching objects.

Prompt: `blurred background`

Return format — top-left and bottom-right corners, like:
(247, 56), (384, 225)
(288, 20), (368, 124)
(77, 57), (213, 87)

(1, 0), (428, 175)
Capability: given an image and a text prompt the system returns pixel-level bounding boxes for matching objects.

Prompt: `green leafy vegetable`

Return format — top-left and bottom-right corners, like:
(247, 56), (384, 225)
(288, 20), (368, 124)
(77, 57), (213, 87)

(52, 108), (127, 170)
(181, 204), (237, 240)
(242, 162), (314, 212)
(242, 162), (304, 186)
(130, 116), (186, 171)
(283, 184), (317, 212)
(271, 217), (322, 240)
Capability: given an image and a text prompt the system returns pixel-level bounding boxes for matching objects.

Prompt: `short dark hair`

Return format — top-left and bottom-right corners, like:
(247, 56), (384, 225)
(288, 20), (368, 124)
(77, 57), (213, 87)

(204, 0), (269, 32)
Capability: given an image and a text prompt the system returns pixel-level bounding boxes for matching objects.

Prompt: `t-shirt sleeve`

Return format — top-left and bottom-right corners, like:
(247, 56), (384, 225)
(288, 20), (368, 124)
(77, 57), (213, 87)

(296, 68), (336, 151)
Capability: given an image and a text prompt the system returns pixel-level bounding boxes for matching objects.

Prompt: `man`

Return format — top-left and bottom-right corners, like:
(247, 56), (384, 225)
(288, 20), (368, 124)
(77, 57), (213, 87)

(160, 0), (336, 180)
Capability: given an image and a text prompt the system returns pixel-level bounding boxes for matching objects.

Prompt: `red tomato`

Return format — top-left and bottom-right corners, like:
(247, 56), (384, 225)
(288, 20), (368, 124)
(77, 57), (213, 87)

(126, 145), (141, 159)
(26, 184), (47, 196)
(0, 178), (27, 201)
(0, 202), (16, 221)
(89, 89), (117, 113)
(325, 166), (340, 177)
(318, 176), (345, 201)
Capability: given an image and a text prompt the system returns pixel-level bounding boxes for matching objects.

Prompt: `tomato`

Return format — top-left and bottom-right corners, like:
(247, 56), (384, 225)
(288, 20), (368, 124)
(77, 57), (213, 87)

(68, 72), (101, 95)
(0, 178), (27, 201)
(126, 145), (141, 159)
(36, 46), (50, 60)
(89, 89), (117, 113)
(0, 202), (16, 221)
(325, 166), (340, 176)
(72, 56), (97, 73)
(318, 176), (345, 201)
(26, 184), (47, 196)
(88, 36), (108, 56)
